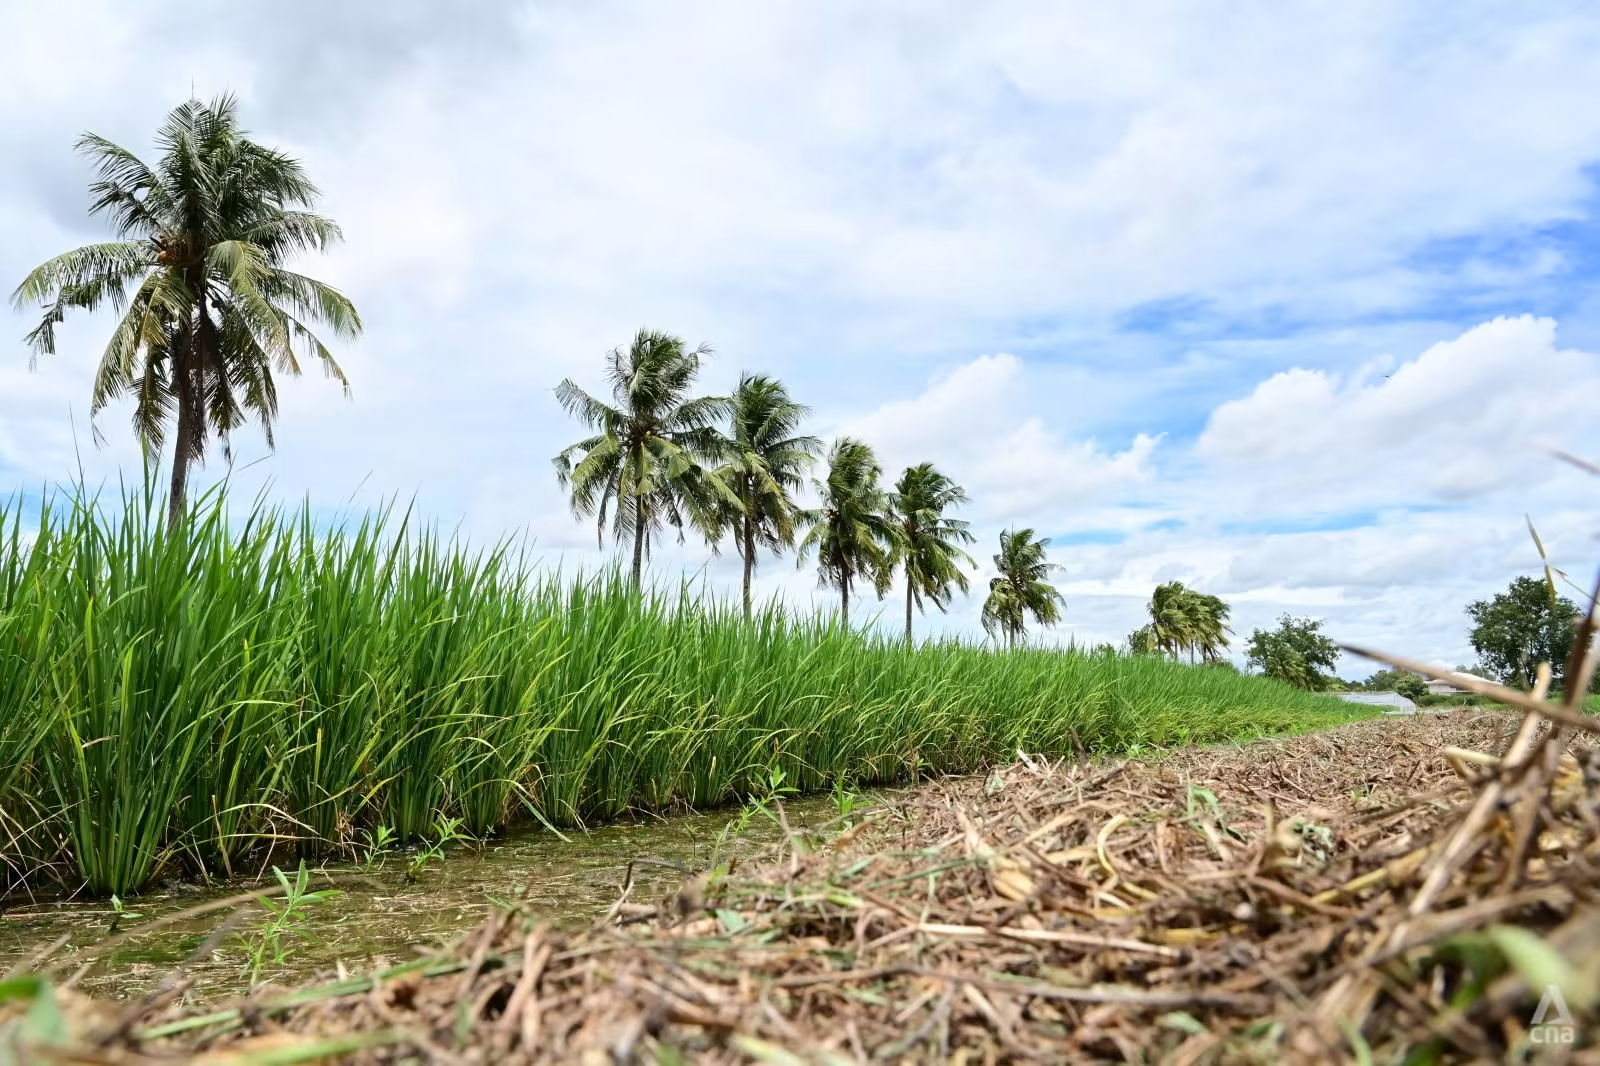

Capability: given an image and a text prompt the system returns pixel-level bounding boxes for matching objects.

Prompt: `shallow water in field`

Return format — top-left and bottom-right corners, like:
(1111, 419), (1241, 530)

(0, 794), (853, 1001)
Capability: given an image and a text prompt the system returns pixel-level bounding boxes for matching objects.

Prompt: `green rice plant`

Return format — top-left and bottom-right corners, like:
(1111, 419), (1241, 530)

(0, 485), (1360, 897)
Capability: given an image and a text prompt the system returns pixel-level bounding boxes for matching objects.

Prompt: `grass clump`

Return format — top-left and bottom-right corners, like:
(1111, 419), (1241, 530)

(0, 487), (1354, 896)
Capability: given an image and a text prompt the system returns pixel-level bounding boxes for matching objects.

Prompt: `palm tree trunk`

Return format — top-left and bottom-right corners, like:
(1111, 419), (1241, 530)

(167, 386), (192, 529)
(631, 492), (645, 588)
(905, 580), (914, 644)
(166, 322), (199, 529)
(841, 574), (850, 628)
(742, 515), (755, 621)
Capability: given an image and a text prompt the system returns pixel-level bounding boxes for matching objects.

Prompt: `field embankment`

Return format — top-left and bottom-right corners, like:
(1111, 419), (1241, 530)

(0, 490), (1352, 897)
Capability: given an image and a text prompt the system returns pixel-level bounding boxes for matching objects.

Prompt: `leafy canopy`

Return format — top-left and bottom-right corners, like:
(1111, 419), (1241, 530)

(1358, 669), (1428, 701)
(1246, 615), (1340, 691)
(1467, 576), (1580, 690)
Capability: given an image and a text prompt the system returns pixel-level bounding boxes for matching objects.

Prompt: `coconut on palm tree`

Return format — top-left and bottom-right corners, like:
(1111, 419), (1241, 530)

(890, 463), (975, 642)
(711, 374), (820, 619)
(553, 328), (734, 587)
(797, 438), (896, 626)
(981, 528), (1065, 648)
(11, 95), (361, 526)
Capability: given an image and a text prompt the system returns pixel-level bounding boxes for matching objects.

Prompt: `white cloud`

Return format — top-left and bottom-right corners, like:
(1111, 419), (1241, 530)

(1198, 316), (1600, 510)
(838, 353), (1158, 522)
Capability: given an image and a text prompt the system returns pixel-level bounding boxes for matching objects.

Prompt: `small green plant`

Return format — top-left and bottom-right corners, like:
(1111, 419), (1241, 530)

(106, 894), (141, 933)
(358, 825), (397, 873)
(239, 862), (341, 986)
(1185, 784), (1246, 843)
(405, 816), (474, 882)
(760, 765), (798, 801)
(1185, 784), (1220, 825)
(832, 775), (864, 824)
(1297, 821), (1335, 864)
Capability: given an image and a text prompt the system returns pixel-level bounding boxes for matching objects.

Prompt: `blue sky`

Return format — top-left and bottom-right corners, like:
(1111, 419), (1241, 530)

(4, 1), (1600, 672)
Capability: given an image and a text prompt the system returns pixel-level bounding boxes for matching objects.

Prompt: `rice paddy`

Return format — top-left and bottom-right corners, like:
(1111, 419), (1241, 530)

(0, 487), (1355, 898)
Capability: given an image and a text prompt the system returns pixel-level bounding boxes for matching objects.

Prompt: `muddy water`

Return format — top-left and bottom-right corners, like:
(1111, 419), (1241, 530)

(0, 795), (852, 1000)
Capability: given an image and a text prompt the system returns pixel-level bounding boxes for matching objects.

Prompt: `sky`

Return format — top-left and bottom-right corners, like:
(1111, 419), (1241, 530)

(4, 1), (1600, 674)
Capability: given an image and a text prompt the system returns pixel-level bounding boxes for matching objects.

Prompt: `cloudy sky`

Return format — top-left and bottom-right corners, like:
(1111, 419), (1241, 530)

(4, 1), (1600, 673)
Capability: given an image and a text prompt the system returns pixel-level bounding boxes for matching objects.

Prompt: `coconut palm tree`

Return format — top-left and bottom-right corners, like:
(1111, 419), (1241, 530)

(712, 373), (820, 619)
(797, 438), (896, 626)
(553, 329), (733, 587)
(11, 95), (361, 526)
(1190, 590), (1233, 664)
(981, 528), (1065, 648)
(890, 463), (975, 643)
(1148, 581), (1199, 660)
(1146, 581), (1232, 663)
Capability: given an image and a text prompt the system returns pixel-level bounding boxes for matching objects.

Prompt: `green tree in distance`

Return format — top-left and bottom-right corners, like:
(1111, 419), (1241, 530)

(1126, 624), (1159, 655)
(1467, 576), (1579, 690)
(11, 95), (361, 526)
(890, 462), (975, 643)
(554, 329), (733, 588)
(712, 373), (820, 619)
(1246, 615), (1339, 690)
(981, 528), (1065, 649)
(798, 438), (896, 626)
(1360, 669), (1427, 701)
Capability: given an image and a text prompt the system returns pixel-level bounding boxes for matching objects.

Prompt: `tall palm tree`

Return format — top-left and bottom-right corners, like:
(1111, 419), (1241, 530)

(712, 373), (820, 619)
(890, 463), (975, 643)
(981, 528), (1065, 648)
(1190, 590), (1232, 664)
(797, 438), (896, 626)
(1148, 581), (1199, 660)
(553, 328), (732, 588)
(1147, 581), (1232, 664)
(11, 95), (361, 526)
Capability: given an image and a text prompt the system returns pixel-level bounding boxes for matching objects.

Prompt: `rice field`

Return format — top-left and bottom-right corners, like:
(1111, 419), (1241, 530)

(0, 487), (1355, 897)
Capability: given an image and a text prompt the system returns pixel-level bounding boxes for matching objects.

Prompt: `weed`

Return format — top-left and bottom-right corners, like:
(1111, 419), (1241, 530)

(357, 825), (396, 874)
(106, 894), (140, 934)
(239, 862), (341, 986)
(832, 776), (865, 825)
(405, 817), (474, 883)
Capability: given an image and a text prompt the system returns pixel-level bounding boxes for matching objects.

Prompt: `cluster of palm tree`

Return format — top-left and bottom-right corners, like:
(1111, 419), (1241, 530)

(553, 329), (1068, 645)
(11, 96), (361, 527)
(1127, 580), (1232, 663)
